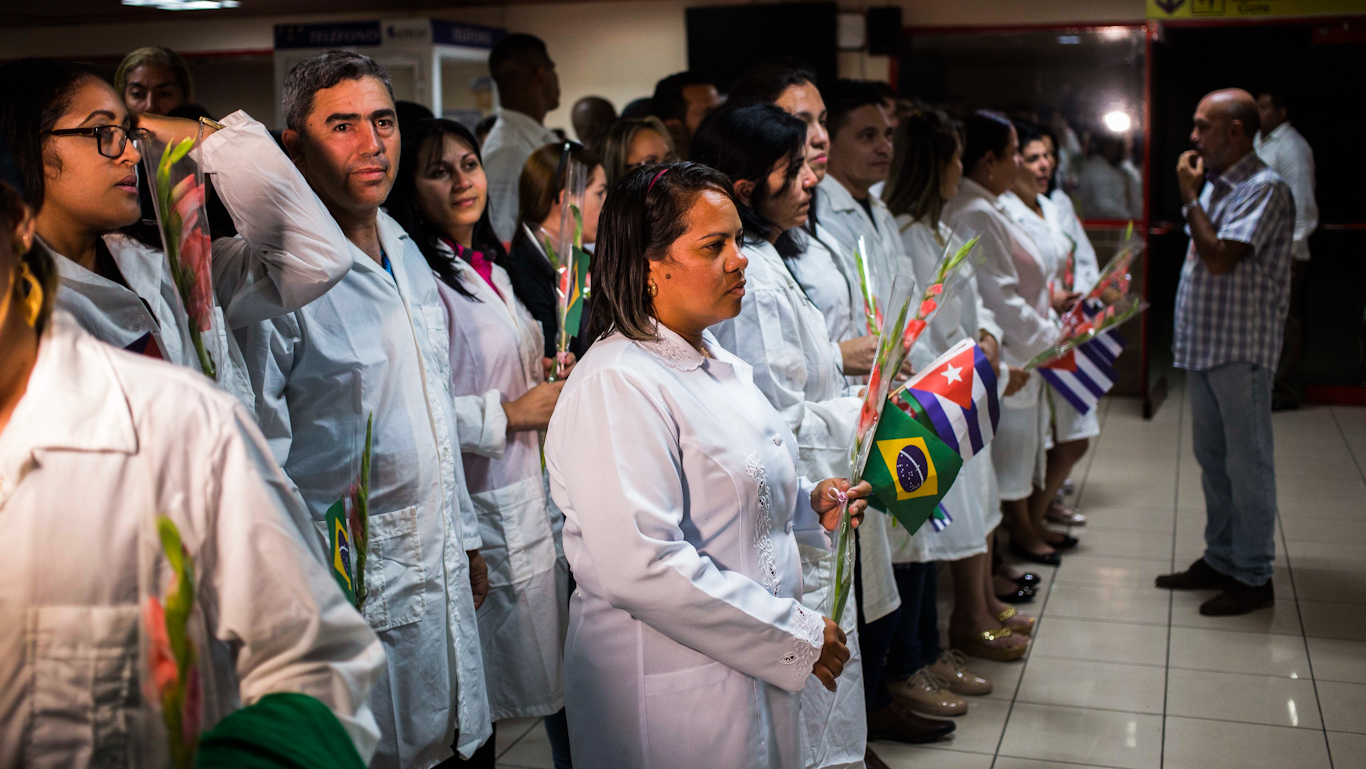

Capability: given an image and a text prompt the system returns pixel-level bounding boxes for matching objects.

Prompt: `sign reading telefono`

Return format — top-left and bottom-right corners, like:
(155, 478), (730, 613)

(275, 20), (505, 50)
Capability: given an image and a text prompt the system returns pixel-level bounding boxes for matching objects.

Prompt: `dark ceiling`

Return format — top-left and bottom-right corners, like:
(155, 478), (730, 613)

(0, 0), (558, 27)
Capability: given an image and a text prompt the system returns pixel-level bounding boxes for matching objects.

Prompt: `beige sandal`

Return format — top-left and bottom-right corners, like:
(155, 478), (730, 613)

(949, 627), (1027, 662)
(997, 604), (1035, 636)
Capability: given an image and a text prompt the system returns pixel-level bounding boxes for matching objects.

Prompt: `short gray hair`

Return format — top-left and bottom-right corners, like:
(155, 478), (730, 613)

(282, 50), (393, 132)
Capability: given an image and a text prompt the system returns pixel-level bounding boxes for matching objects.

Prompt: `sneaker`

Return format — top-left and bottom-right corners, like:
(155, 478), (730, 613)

(1201, 579), (1275, 616)
(866, 701), (956, 744)
(888, 668), (967, 716)
(1156, 558), (1236, 590)
(928, 650), (993, 696)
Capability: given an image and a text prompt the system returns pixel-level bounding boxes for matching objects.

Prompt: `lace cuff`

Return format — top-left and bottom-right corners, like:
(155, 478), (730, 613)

(780, 603), (825, 687)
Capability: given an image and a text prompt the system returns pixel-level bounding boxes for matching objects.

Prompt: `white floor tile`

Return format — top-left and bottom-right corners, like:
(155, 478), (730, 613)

(1167, 625), (1310, 677)
(880, 696), (1010, 756)
(998, 703), (1162, 769)
(1328, 730), (1366, 769)
(1317, 680), (1366, 734)
(1301, 600), (1366, 640)
(1307, 637), (1366, 684)
(1162, 716), (1330, 769)
(1045, 583), (1171, 626)
(497, 722), (554, 768)
(1079, 507), (1176, 534)
(1168, 590), (1302, 635)
(1166, 668), (1320, 729)
(1016, 656), (1165, 714)
(1052, 554), (1172, 590)
(1028, 617), (1169, 667)
(1068, 529), (1174, 560)
(870, 744), (995, 768)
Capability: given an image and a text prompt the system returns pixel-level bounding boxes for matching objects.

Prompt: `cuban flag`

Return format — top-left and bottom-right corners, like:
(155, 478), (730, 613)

(1039, 300), (1126, 415)
(901, 339), (1000, 461)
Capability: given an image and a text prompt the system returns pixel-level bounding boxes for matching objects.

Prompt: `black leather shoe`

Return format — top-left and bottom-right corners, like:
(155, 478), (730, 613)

(1156, 558), (1236, 590)
(1200, 579), (1275, 615)
(1047, 534), (1080, 550)
(1015, 572), (1042, 587)
(1009, 541), (1062, 566)
(997, 585), (1036, 604)
(867, 702), (956, 744)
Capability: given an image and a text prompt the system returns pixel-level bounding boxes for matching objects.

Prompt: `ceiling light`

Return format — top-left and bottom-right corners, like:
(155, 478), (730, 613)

(122, 0), (240, 9)
(1103, 110), (1132, 133)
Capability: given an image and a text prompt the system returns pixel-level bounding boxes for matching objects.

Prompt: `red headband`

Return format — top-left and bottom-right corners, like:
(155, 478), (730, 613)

(648, 167), (669, 191)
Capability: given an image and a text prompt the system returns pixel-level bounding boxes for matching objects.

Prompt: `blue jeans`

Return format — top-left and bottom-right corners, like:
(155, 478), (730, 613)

(1188, 362), (1278, 586)
(885, 563), (941, 682)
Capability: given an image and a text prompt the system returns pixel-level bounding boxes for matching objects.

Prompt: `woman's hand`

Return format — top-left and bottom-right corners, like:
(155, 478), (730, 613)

(467, 550), (489, 610)
(1004, 366), (1030, 397)
(501, 380), (566, 433)
(812, 616), (850, 692)
(979, 331), (1001, 372)
(1050, 286), (1081, 314)
(542, 353), (577, 381)
(811, 479), (871, 532)
(839, 335), (879, 376)
(135, 113), (217, 148)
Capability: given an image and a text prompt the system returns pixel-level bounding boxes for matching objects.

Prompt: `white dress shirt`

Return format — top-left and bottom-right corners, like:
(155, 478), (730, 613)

(1078, 155), (1141, 220)
(1256, 122), (1318, 261)
(236, 212), (490, 767)
(49, 110), (352, 414)
(546, 325), (829, 769)
(816, 175), (912, 309)
(482, 109), (561, 243)
(0, 318), (384, 768)
(438, 251), (569, 723)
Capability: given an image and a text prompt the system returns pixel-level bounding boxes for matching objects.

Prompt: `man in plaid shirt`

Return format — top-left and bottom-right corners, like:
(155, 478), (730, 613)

(1157, 88), (1294, 616)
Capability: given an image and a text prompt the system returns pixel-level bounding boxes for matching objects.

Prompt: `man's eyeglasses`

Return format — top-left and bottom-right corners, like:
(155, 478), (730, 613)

(42, 125), (145, 160)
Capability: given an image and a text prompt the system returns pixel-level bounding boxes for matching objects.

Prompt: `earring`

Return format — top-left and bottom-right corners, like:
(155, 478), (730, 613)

(17, 261), (42, 328)
(647, 280), (658, 298)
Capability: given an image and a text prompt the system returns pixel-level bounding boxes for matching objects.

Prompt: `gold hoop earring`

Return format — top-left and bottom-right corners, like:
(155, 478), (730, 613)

(647, 280), (658, 298)
(17, 261), (42, 328)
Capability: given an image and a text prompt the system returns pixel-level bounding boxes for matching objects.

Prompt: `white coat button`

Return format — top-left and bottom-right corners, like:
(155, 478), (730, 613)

(772, 435), (782, 445)
(785, 520), (794, 534)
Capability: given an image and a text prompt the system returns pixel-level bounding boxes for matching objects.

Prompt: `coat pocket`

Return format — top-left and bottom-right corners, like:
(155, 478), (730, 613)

(642, 660), (753, 769)
(27, 605), (141, 769)
(359, 505), (429, 634)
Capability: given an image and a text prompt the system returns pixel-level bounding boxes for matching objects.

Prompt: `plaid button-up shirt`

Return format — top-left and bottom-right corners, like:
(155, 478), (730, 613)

(1173, 151), (1295, 371)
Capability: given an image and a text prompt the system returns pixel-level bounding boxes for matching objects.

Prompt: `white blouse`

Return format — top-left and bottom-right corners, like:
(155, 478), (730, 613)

(0, 318), (383, 767)
(546, 325), (828, 769)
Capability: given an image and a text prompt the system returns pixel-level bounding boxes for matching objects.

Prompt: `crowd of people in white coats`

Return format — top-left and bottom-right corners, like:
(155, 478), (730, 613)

(0, 31), (1293, 769)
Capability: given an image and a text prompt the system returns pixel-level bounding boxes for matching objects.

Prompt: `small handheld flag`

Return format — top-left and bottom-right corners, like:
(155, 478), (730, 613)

(897, 339), (1000, 460)
(863, 401), (964, 534)
(1038, 299), (1125, 415)
(325, 499), (355, 604)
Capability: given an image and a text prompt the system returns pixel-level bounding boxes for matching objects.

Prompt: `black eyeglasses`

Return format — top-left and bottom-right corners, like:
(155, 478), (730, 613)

(42, 125), (145, 159)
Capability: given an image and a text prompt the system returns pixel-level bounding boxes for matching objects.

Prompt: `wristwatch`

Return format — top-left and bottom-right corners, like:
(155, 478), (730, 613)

(1181, 200), (1200, 220)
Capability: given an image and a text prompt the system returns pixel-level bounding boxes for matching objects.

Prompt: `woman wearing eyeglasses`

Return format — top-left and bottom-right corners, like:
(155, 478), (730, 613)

(0, 58), (351, 411)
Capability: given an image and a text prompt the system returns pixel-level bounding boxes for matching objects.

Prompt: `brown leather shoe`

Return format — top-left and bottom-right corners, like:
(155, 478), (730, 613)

(1156, 558), (1236, 590)
(1200, 579), (1275, 616)
(928, 650), (993, 696)
(888, 668), (967, 716)
(867, 701), (956, 744)
(864, 746), (892, 769)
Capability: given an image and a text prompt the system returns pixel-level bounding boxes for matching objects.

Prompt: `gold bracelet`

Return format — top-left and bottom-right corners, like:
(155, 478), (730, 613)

(199, 115), (226, 131)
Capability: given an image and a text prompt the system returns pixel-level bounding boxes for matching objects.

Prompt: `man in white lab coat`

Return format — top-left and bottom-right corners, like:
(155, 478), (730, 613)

(238, 50), (493, 768)
(482, 34), (561, 243)
(1255, 86), (1317, 411)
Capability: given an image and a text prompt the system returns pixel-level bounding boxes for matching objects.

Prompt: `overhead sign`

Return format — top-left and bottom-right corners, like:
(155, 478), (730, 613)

(275, 21), (382, 49)
(432, 20), (505, 49)
(1148, 0), (1366, 19)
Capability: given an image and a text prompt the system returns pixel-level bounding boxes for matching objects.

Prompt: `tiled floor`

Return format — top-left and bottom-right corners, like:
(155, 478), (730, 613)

(493, 384), (1366, 768)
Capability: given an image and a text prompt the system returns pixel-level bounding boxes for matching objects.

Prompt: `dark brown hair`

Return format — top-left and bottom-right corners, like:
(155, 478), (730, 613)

(884, 108), (961, 226)
(583, 161), (735, 343)
(1, 180), (57, 335)
(511, 141), (602, 252)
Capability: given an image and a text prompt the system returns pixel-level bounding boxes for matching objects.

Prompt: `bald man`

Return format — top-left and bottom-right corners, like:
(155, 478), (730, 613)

(1157, 88), (1294, 617)
(571, 96), (616, 147)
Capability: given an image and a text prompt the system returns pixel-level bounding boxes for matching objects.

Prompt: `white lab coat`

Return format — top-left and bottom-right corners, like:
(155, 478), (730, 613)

(787, 224), (860, 347)
(1049, 190), (1102, 294)
(1256, 122), (1318, 261)
(816, 175), (913, 309)
(483, 109), (561, 243)
(0, 317), (384, 768)
(711, 238), (869, 769)
(235, 212), (490, 767)
(888, 217), (1004, 563)
(945, 180), (1059, 501)
(1043, 191), (1104, 443)
(49, 110), (351, 414)
(437, 251), (569, 722)
(546, 325), (830, 769)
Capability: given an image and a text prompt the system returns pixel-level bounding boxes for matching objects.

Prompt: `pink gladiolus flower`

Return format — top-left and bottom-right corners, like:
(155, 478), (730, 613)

(179, 230), (214, 332)
(925, 283), (943, 296)
(903, 319), (926, 345)
(172, 179), (207, 225)
(918, 298), (938, 318)
(143, 597), (179, 694)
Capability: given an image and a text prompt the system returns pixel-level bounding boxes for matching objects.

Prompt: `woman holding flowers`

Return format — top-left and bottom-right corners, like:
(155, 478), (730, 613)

(944, 112), (1063, 566)
(0, 58), (352, 412)
(545, 161), (866, 769)
(387, 118), (572, 765)
(0, 145), (383, 767)
(883, 108), (1033, 673)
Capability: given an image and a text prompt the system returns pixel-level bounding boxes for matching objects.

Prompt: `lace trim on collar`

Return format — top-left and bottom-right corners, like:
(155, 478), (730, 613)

(635, 328), (706, 372)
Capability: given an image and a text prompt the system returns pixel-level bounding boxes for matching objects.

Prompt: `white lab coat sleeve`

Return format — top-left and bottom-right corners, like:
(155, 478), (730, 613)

(715, 287), (862, 457)
(207, 402), (385, 761)
(200, 111), (353, 329)
(451, 392), (509, 458)
(975, 279), (1004, 344)
(1060, 205), (1101, 295)
(961, 210), (1059, 362)
(234, 315), (299, 474)
(551, 368), (824, 692)
(792, 476), (831, 551)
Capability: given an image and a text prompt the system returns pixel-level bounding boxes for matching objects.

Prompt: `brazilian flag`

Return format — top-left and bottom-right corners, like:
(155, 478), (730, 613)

(324, 499), (355, 604)
(563, 244), (591, 338)
(864, 399), (964, 533)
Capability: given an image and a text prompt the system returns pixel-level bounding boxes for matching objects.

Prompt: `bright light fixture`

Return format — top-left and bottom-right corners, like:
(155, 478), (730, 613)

(122, 0), (240, 9)
(1103, 110), (1132, 133)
